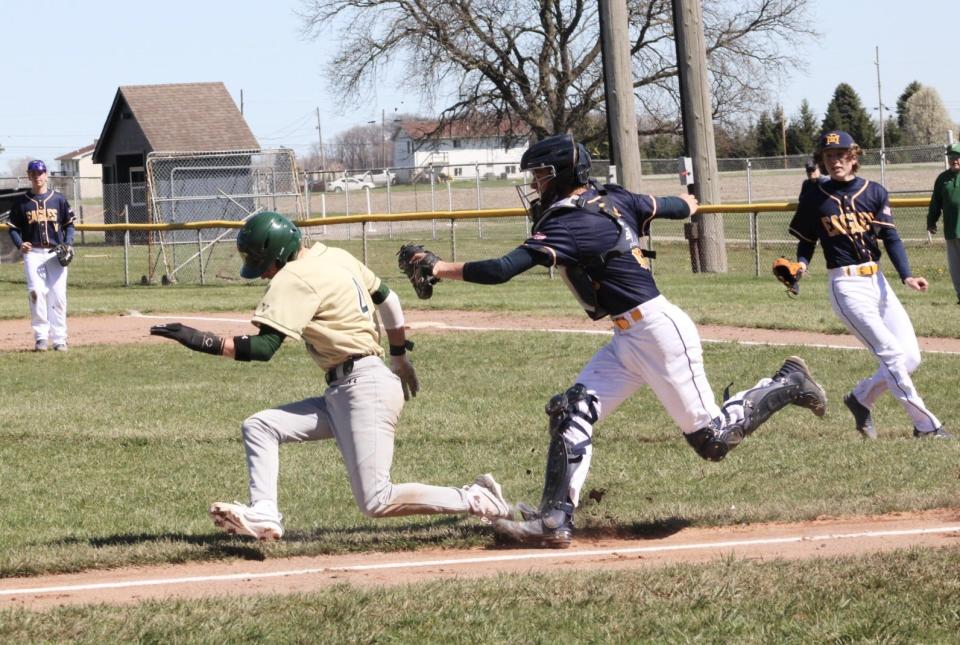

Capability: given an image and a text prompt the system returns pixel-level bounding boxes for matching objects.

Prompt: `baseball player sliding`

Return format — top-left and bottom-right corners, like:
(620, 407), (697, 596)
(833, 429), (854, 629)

(398, 134), (828, 548)
(150, 211), (510, 540)
(790, 130), (952, 440)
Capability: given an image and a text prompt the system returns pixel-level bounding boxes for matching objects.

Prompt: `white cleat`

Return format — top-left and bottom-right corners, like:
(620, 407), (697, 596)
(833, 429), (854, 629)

(209, 502), (284, 541)
(464, 473), (511, 522)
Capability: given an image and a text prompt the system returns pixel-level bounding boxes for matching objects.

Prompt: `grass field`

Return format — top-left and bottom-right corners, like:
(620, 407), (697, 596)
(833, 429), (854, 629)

(1, 247), (959, 639)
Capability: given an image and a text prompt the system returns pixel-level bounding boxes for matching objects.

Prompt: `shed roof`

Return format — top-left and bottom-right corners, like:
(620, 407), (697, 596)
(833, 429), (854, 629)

(93, 82), (258, 162)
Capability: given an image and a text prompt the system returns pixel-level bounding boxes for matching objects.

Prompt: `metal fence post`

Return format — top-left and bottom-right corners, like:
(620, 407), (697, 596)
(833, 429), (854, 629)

(197, 229), (205, 285)
(386, 167), (394, 240)
(361, 220), (368, 265)
(450, 218), (457, 262)
(746, 158), (753, 204)
(475, 162), (483, 239)
(123, 205), (130, 287)
(429, 164), (437, 240)
(752, 211), (760, 278)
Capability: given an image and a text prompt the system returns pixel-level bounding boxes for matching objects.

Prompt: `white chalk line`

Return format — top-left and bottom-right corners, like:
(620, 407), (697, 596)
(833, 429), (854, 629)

(129, 312), (960, 355)
(2, 525), (958, 598)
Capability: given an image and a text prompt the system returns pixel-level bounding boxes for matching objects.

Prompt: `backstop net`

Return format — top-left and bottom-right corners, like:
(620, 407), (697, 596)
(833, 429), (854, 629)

(145, 148), (305, 284)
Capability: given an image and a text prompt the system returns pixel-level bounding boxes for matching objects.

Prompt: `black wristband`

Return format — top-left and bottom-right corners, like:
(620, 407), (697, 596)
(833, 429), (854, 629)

(389, 340), (415, 356)
(186, 329), (225, 356)
(233, 334), (252, 361)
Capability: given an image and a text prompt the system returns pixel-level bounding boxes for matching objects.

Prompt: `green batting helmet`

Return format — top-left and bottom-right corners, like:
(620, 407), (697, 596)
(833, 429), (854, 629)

(236, 211), (302, 279)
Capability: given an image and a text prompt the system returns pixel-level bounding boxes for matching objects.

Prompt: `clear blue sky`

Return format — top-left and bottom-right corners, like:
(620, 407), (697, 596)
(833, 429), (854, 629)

(1, 0), (958, 173)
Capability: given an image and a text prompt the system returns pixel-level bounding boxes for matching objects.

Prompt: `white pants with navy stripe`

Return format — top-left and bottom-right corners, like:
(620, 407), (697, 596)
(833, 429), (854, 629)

(568, 296), (761, 506)
(23, 248), (68, 345)
(828, 267), (941, 433)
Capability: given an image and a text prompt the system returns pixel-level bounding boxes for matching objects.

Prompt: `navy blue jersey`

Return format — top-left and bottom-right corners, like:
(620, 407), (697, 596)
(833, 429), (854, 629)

(521, 184), (689, 316)
(7, 190), (75, 248)
(789, 177), (895, 269)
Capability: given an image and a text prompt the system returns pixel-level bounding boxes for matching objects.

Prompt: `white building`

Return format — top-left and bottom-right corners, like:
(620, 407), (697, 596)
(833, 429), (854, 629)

(391, 120), (530, 183)
(56, 143), (103, 198)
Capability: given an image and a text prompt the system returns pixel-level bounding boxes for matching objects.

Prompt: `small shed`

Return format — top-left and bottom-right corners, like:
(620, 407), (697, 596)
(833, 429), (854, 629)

(92, 82), (259, 242)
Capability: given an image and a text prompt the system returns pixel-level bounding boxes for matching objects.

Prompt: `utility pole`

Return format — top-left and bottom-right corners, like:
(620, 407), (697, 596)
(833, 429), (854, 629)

(598, 0), (642, 192)
(875, 46), (886, 184)
(672, 0), (727, 272)
(316, 107), (326, 170)
(381, 108), (386, 169)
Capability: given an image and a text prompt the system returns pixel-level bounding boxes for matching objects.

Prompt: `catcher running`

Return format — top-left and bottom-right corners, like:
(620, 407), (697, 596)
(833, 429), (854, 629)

(398, 134), (828, 549)
(150, 211), (510, 541)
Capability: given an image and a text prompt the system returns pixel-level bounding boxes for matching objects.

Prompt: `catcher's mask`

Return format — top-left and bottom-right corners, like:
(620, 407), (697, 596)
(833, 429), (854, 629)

(236, 211), (303, 279)
(516, 134), (592, 225)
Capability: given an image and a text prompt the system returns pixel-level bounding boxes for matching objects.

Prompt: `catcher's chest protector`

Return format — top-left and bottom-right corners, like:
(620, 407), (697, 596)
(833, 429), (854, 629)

(536, 200), (641, 320)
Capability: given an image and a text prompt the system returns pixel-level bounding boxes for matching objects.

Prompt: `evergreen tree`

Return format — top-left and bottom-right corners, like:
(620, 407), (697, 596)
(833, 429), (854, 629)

(896, 81), (922, 130)
(756, 110), (786, 157)
(786, 100), (819, 154)
(820, 83), (878, 148)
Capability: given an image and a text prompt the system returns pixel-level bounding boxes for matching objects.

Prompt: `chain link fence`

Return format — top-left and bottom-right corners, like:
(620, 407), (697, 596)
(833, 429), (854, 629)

(1, 142), (951, 284)
(143, 148), (304, 284)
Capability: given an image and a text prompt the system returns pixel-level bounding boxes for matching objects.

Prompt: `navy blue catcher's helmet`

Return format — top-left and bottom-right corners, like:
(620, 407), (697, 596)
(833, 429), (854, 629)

(520, 134), (592, 194)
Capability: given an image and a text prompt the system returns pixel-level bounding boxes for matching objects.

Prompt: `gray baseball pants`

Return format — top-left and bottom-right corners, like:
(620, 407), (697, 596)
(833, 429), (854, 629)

(240, 356), (472, 518)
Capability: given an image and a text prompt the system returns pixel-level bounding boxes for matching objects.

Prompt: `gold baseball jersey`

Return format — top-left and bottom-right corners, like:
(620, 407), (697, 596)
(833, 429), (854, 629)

(251, 243), (384, 369)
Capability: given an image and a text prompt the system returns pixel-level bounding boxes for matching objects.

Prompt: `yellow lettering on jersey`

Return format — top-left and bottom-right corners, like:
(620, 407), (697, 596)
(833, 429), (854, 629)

(631, 247), (650, 269)
(820, 211), (876, 237)
(27, 207), (58, 224)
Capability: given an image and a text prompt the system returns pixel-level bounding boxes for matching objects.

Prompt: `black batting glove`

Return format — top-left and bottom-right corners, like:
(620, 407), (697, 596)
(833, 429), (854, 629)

(150, 322), (225, 356)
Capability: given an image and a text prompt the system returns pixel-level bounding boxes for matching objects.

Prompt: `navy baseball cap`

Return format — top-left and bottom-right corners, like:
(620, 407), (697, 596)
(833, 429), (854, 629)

(819, 131), (855, 150)
(946, 143), (960, 157)
(27, 160), (47, 174)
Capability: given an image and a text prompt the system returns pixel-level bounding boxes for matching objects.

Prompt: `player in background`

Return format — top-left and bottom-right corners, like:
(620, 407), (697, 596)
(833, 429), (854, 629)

(926, 142), (960, 305)
(150, 211), (510, 540)
(6, 160), (75, 351)
(790, 130), (952, 440)
(411, 134), (827, 548)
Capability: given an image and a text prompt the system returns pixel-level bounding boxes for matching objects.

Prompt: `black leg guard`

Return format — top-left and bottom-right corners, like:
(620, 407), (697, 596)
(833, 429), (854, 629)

(685, 417), (737, 462)
(494, 384), (598, 548)
(688, 356), (827, 462)
(730, 356), (827, 437)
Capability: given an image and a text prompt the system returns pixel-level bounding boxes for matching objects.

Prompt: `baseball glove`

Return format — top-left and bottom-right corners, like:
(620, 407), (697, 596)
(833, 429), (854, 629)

(52, 243), (74, 267)
(772, 257), (803, 296)
(397, 243), (440, 300)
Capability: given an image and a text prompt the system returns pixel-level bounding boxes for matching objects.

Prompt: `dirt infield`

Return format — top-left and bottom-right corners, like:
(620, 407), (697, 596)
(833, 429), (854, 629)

(2, 310), (959, 609)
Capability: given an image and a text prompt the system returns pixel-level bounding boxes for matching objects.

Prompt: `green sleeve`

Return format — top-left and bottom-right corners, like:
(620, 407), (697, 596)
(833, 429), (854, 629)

(928, 175), (943, 226)
(234, 325), (285, 362)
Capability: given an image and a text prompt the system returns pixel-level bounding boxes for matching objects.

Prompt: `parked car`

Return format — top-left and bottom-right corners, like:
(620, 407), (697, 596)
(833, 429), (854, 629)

(358, 170), (396, 187)
(327, 176), (375, 192)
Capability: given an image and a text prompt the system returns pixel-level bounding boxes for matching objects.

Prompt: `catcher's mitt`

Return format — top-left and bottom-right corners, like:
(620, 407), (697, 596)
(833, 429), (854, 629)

(52, 243), (74, 267)
(772, 257), (802, 296)
(397, 243), (440, 300)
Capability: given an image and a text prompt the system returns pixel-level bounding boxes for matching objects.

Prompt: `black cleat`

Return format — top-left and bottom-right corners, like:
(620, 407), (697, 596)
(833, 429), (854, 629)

(494, 514), (573, 549)
(773, 356), (827, 417)
(913, 426), (955, 439)
(844, 392), (877, 440)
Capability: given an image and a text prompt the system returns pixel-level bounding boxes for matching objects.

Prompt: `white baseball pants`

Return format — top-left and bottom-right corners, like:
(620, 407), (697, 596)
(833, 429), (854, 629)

(23, 248), (68, 345)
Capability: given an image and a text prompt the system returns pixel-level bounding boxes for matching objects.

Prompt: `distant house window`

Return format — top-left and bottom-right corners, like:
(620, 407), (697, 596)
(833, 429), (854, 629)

(505, 166), (516, 175)
(452, 139), (462, 148)
(129, 167), (146, 205)
(453, 167), (463, 177)
(407, 141), (413, 154)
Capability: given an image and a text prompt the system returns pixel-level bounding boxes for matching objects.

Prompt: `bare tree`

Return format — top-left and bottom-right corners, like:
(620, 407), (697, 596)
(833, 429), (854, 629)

(901, 86), (957, 147)
(298, 0), (815, 146)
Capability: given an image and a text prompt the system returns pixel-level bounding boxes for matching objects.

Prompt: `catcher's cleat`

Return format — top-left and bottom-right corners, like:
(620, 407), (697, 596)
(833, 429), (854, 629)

(209, 502), (284, 541)
(844, 392), (877, 440)
(772, 356), (827, 417)
(913, 426), (955, 439)
(494, 514), (573, 549)
(464, 473), (511, 521)
(34, 340), (48, 352)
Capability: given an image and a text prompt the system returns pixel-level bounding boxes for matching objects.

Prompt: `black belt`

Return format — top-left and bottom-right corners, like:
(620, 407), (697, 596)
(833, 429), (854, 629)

(325, 355), (370, 385)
